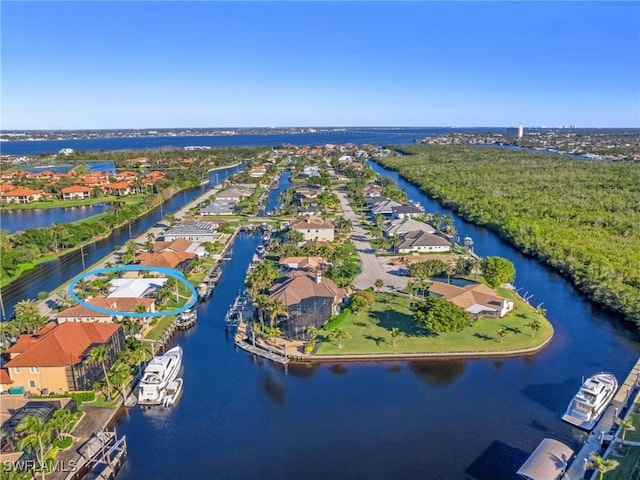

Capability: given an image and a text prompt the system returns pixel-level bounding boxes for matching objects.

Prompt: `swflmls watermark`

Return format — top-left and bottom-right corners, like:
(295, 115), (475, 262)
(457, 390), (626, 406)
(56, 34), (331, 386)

(2, 459), (79, 473)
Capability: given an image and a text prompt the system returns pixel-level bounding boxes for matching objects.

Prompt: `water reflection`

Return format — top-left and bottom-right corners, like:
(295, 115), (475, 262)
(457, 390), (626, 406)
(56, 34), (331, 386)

(409, 360), (466, 386)
(261, 374), (286, 405)
(287, 362), (320, 378)
(329, 364), (348, 376)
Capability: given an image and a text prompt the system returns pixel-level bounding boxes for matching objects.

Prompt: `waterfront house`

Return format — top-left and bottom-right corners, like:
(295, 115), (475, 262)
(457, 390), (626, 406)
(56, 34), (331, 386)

(56, 297), (156, 323)
(428, 281), (514, 319)
(396, 230), (451, 254)
(268, 271), (345, 339)
(133, 250), (196, 270)
(290, 216), (335, 242)
(3, 322), (125, 395)
(163, 221), (219, 242)
(392, 204), (423, 219)
(249, 165), (267, 178)
(61, 185), (91, 200)
(371, 198), (403, 217)
(385, 218), (435, 237)
(152, 238), (204, 256)
(278, 256), (328, 271)
(200, 199), (237, 216)
(216, 184), (255, 201)
(104, 181), (133, 196)
(107, 278), (168, 297)
(2, 187), (44, 204)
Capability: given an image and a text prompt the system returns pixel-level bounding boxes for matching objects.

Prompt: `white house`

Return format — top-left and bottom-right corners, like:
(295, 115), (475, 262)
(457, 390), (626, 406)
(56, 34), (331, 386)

(396, 230), (451, 254)
(290, 216), (335, 242)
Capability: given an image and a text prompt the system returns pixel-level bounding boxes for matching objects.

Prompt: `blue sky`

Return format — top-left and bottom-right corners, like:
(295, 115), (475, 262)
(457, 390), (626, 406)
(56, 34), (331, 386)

(1, 1), (639, 129)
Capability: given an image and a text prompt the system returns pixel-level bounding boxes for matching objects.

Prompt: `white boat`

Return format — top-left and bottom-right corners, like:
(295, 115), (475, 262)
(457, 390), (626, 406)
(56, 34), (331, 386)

(137, 346), (183, 405)
(562, 372), (618, 430)
(161, 378), (183, 407)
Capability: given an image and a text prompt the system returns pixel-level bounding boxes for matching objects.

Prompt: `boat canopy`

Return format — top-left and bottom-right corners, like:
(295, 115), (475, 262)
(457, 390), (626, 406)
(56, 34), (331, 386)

(517, 438), (574, 480)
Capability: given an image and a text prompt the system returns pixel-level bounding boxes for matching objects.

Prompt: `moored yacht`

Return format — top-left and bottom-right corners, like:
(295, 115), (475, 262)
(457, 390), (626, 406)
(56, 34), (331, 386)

(138, 346), (183, 406)
(561, 372), (618, 430)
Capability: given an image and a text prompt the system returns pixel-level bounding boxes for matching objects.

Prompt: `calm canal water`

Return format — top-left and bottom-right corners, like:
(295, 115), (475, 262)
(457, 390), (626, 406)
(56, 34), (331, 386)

(112, 161), (640, 480)
(0, 204), (109, 233)
(0, 165), (242, 321)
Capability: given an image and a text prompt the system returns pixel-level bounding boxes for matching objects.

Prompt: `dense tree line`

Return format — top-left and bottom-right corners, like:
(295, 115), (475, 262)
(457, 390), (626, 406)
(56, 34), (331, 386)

(375, 145), (640, 329)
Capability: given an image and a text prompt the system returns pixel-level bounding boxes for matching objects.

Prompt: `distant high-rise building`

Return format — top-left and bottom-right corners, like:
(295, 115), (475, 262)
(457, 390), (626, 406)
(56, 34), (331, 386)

(506, 125), (524, 138)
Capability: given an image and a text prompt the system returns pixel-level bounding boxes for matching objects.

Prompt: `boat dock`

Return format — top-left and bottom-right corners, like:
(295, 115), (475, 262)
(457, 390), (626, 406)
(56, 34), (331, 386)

(564, 357), (640, 479)
(64, 429), (127, 480)
(235, 337), (289, 365)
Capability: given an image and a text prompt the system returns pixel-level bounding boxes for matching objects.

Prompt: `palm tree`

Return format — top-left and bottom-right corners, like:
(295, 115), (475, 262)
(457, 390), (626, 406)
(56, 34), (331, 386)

(86, 345), (112, 400)
(306, 326), (319, 342)
(17, 415), (52, 480)
(253, 294), (270, 329)
(431, 212), (442, 231)
(375, 279), (384, 292)
(589, 452), (619, 480)
(525, 318), (541, 338)
(616, 416), (636, 446)
(48, 408), (75, 442)
(390, 327), (404, 348)
(496, 327), (509, 344)
(75, 279), (91, 299)
(330, 329), (349, 349)
(144, 232), (155, 253)
(266, 299), (288, 329)
(535, 304), (547, 320)
(110, 370), (131, 403)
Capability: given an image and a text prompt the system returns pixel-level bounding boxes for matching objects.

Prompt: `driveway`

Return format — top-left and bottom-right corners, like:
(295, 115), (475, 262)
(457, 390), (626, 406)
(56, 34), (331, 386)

(336, 191), (408, 292)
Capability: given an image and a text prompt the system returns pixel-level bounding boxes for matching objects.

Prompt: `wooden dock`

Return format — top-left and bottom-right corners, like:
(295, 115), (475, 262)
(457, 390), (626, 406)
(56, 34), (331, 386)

(235, 337), (289, 365)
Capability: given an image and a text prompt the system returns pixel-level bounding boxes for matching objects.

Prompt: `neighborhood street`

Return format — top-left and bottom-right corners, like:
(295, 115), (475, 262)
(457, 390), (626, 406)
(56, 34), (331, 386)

(336, 190), (409, 291)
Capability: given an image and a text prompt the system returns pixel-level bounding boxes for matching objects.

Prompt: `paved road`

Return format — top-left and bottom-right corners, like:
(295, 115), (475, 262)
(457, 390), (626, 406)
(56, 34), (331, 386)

(336, 191), (409, 291)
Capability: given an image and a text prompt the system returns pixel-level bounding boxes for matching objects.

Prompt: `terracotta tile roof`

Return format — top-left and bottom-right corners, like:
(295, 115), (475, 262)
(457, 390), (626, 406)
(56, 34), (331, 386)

(61, 185), (91, 194)
(268, 271), (345, 307)
(0, 368), (13, 385)
(0, 184), (15, 193)
(105, 182), (131, 189)
(4, 187), (43, 197)
(57, 297), (154, 318)
(4, 322), (122, 368)
(134, 250), (196, 269)
(290, 216), (334, 230)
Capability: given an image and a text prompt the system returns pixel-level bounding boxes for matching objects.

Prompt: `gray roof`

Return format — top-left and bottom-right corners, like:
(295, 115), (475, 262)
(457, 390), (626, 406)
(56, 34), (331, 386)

(164, 221), (217, 236)
(397, 230), (450, 249)
(392, 204), (423, 214)
(517, 438), (573, 480)
(201, 200), (237, 215)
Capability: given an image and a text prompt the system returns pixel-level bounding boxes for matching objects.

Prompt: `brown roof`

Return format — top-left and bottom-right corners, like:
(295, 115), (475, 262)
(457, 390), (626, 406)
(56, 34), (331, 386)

(57, 297), (154, 318)
(152, 238), (194, 253)
(268, 271), (345, 307)
(5, 322), (121, 368)
(278, 257), (327, 270)
(428, 282), (506, 311)
(290, 216), (334, 230)
(134, 250), (196, 269)
(397, 230), (450, 249)
(61, 185), (91, 194)
(0, 184), (15, 193)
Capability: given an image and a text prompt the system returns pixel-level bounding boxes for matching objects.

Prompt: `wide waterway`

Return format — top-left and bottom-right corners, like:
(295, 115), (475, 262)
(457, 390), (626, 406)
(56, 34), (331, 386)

(111, 161), (640, 480)
(0, 204), (109, 233)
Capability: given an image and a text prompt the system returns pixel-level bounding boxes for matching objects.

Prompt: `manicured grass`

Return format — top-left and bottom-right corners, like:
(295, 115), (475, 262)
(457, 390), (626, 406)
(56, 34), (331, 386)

(314, 291), (553, 355)
(53, 436), (73, 449)
(89, 394), (121, 408)
(608, 446), (640, 480)
(144, 314), (177, 342)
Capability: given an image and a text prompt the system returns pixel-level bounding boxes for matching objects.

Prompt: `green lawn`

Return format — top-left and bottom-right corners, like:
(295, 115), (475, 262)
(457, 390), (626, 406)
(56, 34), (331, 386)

(607, 446), (640, 480)
(144, 314), (177, 342)
(314, 291), (553, 355)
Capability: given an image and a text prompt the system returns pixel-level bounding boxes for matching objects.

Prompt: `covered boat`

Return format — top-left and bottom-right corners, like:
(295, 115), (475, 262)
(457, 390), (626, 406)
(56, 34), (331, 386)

(517, 438), (574, 480)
